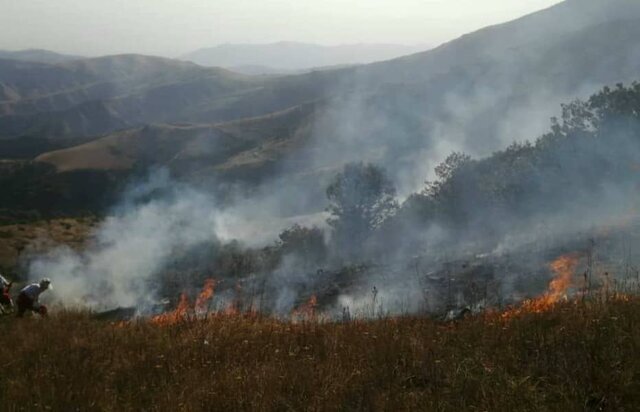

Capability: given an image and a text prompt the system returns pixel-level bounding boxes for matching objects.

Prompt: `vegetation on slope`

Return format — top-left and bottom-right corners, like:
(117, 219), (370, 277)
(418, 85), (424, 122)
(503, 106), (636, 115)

(371, 82), (640, 256)
(0, 160), (125, 223)
(0, 217), (96, 275)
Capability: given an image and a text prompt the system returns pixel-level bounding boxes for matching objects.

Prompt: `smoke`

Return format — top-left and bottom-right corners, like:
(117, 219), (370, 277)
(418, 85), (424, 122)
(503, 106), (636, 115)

(27, 99), (640, 318)
(25, 168), (329, 315)
(21, 0), (640, 317)
(28, 170), (220, 310)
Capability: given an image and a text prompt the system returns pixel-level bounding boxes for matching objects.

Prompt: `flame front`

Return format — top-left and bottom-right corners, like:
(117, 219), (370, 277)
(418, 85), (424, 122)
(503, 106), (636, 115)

(151, 292), (191, 326)
(547, 254), (578, 302)
(151, 278), (217, 326)
(195, 279), (216, 314)
(502, 253), (580, 319)
(291, 294), (318, 320)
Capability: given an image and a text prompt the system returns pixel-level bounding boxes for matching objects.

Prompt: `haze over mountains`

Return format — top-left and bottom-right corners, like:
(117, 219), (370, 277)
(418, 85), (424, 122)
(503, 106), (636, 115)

(1, 0), (640, 220)
(180, 42), (429, 74)
(0, 49), (83, 64)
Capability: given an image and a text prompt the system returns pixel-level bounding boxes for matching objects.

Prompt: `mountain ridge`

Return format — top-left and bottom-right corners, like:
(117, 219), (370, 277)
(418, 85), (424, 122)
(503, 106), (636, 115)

(2, 0), (640, 217)
(180, 42), (429, 73)
(0, 49), (83, 64)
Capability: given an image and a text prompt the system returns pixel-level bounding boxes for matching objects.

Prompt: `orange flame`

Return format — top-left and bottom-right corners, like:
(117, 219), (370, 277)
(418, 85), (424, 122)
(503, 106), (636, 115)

(291, 294), (318, 320)
(150, 292), (191, 326)
(150, 278), (218, 326)
(195, 279), (216, 313)
(502, 253), (579, 319)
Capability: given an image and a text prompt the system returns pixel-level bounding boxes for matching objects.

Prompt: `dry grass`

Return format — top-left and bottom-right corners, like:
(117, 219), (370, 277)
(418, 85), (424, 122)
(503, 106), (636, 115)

(0, 217), (97, 272)
(1, 298), (639, 411)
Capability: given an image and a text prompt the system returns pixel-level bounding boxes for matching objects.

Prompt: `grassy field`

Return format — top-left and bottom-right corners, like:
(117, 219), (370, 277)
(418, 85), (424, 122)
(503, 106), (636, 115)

(1, 296), (639, 411)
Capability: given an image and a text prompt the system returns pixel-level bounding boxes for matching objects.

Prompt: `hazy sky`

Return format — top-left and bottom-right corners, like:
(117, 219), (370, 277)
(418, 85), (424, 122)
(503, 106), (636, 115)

(0, 0), (564, 57)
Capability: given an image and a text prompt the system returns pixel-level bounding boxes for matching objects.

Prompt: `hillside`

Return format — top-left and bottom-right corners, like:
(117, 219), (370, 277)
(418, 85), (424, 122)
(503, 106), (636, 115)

(35, 103), (318, 178)
(2, 0), (640, 221)
(3, 0), (640, 144)
(0, 217), (96, 273)
(181, 42), (428, 73)
(157, 0), (640, 185)
(0, 58), (96, 109)
(0, 55), (260, 137)
(351, 0), (639, 85)
(331, 0), (640, 159)
(0, 49), (82, 64)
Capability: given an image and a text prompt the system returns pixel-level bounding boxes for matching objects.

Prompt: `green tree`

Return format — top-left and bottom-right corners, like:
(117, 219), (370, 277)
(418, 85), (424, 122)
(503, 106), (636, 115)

(326, 163), (398, 256)
(278, 224), (327, 267)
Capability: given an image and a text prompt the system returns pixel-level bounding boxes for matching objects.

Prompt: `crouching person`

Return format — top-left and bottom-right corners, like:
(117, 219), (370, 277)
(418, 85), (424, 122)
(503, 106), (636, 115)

(17, 278), (51, 317)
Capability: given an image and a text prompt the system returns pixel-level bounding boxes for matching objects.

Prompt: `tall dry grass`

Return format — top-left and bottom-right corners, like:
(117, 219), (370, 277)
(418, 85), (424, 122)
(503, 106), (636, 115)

(0, 297), (639, 411)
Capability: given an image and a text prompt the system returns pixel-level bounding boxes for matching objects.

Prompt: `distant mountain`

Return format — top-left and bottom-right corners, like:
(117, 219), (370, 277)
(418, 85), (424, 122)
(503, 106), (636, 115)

(226, 65), (293, 76)
(0, 49), (83, 64)
(3, 0), (639, 149)
(0, 54), (262, 138)
(0, 51), (354, 142)
(3, 0), (640, 219)
(0, 54), (254, 110)
(226, 63), (355, 76)
(173, 0), (640, 186)
(180, 42), (428, 72)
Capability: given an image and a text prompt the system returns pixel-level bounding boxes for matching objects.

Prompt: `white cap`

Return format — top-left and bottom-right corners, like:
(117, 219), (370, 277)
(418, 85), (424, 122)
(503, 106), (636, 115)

(40, 278), (52, 290)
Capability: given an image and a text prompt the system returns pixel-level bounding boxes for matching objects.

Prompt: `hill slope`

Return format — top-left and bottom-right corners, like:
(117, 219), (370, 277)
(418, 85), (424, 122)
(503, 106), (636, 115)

(181, 42), (428, 73)
(3, 0), (640, 218)
(35, 102), (319, 180)
(0, 49), (83, 64)
(0, 55), (260, 138)
(3, 0), (640, 144)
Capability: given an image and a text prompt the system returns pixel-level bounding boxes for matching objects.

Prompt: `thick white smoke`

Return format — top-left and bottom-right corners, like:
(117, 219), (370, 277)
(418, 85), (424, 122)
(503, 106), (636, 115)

(28, 171), (220, 310)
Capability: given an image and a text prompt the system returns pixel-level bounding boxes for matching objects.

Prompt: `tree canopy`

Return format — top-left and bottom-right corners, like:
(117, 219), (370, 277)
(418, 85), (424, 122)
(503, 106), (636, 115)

(326, 162), (398, 257)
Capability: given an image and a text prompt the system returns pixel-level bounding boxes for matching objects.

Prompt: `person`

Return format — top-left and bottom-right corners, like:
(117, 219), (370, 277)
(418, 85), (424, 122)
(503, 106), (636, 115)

(16, 278), (51, 317)
(0, 274), (13, 311)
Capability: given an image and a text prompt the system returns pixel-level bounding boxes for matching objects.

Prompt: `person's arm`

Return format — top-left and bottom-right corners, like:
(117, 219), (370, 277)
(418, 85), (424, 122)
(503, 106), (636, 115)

(32, 292), (41, 309)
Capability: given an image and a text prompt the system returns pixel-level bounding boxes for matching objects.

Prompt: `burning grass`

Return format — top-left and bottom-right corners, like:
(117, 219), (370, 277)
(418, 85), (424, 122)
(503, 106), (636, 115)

(1, 296), (640, 411)
(500, 253), (580, 319)
(149, 278), (217, 326)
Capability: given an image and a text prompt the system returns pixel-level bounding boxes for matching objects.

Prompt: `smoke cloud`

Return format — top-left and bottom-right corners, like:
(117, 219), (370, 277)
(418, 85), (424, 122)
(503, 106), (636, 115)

(28, 171), (220, 310)
(22, 1), (640, 317)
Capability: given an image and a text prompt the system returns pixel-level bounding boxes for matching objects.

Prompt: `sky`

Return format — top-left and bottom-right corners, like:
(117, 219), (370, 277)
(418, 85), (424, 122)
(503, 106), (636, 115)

(0, 0), (564, 57)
